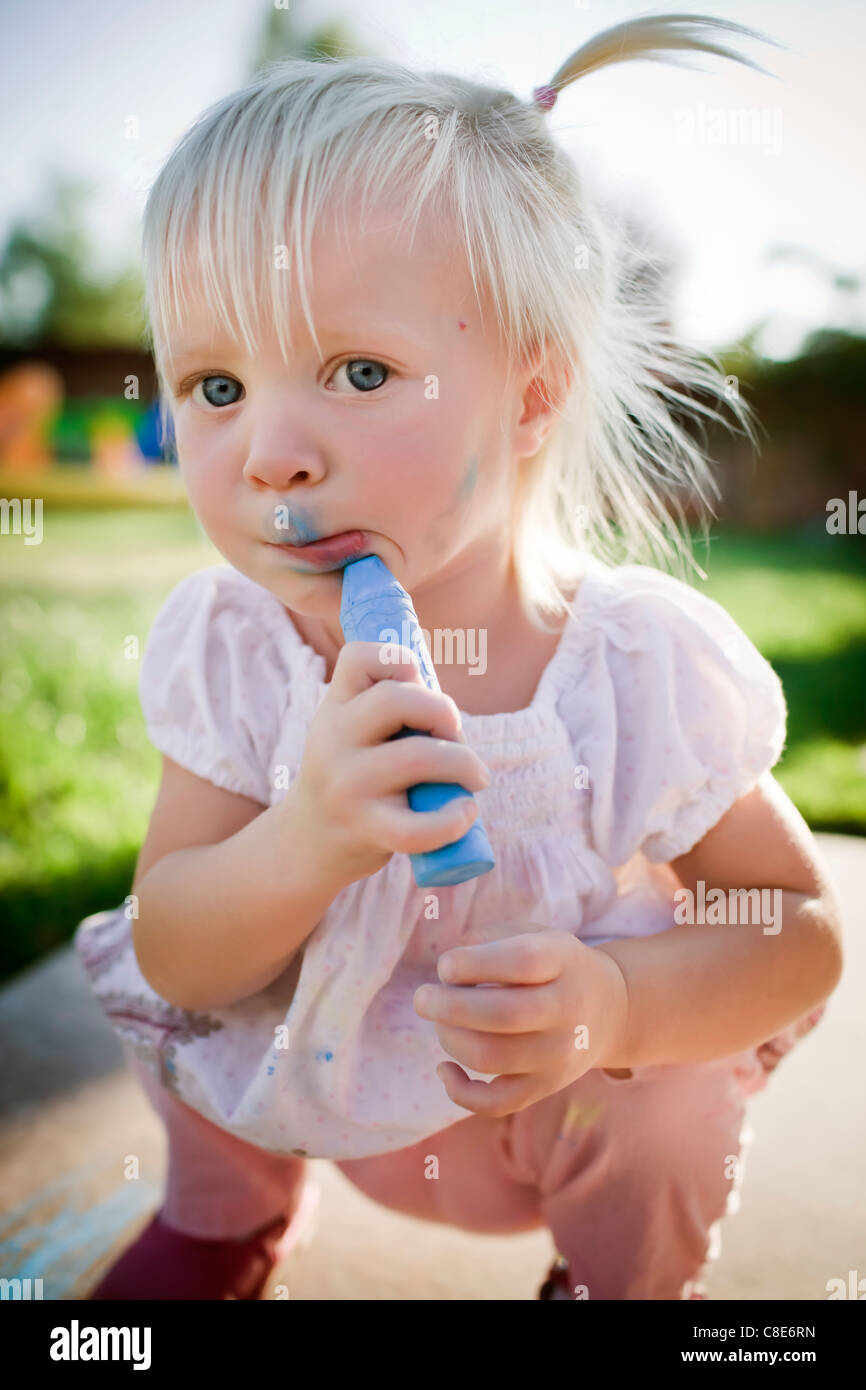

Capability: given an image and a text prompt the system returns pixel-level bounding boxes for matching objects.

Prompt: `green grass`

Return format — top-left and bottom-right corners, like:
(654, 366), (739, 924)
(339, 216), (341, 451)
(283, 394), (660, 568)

(1, 511), (864, 987)
(693, 528), (866, 832)
(0, 506), (221, 984)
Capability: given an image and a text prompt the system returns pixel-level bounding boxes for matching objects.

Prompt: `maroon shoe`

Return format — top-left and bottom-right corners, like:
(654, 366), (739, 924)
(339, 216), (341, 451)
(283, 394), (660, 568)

(538, 1255), (571, 1300)
(88, 1182), (320, 1301)
(538, 1257), (710, 1300)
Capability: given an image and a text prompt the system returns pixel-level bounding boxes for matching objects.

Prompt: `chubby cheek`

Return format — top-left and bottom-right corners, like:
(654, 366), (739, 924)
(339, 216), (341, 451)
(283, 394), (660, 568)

(175, 425), (235, 546)
(381, 396), (482, 549)
(395, 453), (468, 570)
(350, 413), (458, 550)
(418, 441), (503, 566)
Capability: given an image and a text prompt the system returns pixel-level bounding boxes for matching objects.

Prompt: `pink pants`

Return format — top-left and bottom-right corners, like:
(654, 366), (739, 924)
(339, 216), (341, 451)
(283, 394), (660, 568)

(127, 1049), (767, 1300)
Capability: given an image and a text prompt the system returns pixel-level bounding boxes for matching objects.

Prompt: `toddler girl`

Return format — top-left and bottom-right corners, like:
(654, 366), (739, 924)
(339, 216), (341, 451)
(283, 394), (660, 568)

(75, 13), (842, 1301)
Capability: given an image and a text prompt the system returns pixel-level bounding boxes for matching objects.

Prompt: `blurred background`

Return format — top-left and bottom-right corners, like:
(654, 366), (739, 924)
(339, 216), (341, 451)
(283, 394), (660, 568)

(1, 0), (864, 988)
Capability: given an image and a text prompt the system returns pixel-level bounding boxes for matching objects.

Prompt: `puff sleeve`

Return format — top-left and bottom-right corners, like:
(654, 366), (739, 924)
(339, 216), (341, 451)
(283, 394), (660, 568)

(138, 565), (288, 805)
(571, 565), (787, 866)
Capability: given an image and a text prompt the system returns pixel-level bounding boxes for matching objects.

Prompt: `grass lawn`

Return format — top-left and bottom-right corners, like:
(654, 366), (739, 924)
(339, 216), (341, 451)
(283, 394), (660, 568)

(1, 509), (864, 986)
(692, 527), (866, 834)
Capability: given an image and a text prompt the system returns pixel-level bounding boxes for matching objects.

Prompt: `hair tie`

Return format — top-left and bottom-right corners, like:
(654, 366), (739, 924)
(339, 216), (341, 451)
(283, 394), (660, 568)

(531, 84), (558, 112)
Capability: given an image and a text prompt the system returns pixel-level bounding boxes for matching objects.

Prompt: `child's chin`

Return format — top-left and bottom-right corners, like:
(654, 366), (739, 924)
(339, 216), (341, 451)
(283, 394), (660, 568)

(263, 564), (344, 613)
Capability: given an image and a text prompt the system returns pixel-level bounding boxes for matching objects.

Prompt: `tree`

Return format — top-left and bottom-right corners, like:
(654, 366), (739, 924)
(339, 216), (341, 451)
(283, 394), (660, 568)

(0, 172), (146, 349)
(246, 0), (370, 79)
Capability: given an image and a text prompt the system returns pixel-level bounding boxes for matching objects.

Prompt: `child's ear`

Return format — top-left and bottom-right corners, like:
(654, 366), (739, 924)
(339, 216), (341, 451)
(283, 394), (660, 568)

(515, 349), (572, 457)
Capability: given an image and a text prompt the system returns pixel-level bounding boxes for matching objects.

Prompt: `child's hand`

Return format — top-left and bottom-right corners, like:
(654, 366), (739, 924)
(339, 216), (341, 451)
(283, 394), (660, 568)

(283, 640), (491, 890)
(413, 928), (630, 1118)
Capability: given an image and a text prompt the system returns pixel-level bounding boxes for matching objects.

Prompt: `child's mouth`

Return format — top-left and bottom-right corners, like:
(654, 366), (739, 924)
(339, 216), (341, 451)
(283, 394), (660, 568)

(264, 530), (369, 569)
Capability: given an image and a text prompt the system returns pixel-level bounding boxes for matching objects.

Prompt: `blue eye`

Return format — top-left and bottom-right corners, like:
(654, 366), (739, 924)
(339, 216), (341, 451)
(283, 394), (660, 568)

(193, 376), (244, 408)
(333, 359), (389, 392)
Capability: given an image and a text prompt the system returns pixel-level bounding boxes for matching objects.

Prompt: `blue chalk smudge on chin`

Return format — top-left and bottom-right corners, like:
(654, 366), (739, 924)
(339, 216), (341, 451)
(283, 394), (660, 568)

(314, 1050), (334, 1062)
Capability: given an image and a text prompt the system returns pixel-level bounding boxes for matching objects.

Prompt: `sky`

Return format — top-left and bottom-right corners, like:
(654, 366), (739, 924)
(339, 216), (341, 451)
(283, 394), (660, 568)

(1, 0), (864, 358)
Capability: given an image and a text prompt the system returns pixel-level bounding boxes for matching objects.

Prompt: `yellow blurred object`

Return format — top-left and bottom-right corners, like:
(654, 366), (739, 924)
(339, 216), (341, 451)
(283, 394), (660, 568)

(0, 466), (186, 508)
(89, 411), (147, 477)
(0, 360), (64, 471)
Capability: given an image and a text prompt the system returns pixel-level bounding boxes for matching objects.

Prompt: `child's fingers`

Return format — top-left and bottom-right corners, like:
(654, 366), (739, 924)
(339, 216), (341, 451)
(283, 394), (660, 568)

(350, 737), (489, 798)
(366, 793), (480, 857)
(437, 931), (563, 986)
(349, 677), (466, 747)
(328, 640), (426, 702)
(414, 979), (555, 1033)
(436, 1064), (541, 1119)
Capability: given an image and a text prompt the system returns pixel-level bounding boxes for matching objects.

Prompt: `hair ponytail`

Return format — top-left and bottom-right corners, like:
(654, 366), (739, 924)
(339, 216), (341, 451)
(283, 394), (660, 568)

(531, 11), (782, 113)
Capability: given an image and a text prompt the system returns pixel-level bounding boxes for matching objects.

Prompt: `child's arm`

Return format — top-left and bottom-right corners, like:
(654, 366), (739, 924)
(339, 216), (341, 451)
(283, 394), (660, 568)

(595, 772), (844, 1070)
(131, 755), (339, 1012)
(133, 640), (489, 1014)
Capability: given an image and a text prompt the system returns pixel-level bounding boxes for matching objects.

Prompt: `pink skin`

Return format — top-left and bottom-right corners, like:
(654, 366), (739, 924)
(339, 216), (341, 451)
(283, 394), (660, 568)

(161, 194), (562, 698)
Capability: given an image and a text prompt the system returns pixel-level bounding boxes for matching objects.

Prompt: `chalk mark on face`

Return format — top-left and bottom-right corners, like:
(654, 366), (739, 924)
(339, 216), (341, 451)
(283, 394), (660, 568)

(456, 455), (478, 503)
(421, 455), (480, 556)
(265, 503), (321, 546)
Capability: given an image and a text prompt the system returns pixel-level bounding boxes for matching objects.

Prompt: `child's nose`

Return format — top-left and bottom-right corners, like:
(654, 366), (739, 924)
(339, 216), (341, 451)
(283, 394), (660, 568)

(243, 438), (328, 492)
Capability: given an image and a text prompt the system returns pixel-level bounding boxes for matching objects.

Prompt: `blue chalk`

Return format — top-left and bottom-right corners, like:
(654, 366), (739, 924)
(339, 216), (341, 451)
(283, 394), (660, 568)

(340, 555), (495, 887)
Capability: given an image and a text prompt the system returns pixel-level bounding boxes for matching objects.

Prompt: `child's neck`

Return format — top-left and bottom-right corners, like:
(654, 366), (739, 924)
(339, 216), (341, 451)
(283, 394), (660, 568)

(287, 556), (573, 718)
(434, 598), (569, 715)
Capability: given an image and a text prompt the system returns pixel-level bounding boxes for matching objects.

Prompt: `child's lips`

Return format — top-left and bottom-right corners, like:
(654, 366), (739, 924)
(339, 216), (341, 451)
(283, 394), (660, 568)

(265, 530), (369, 568)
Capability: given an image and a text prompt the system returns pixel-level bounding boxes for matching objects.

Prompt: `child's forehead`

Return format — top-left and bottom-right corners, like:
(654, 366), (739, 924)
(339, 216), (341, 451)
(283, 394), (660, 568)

(162, 199), (481, 353)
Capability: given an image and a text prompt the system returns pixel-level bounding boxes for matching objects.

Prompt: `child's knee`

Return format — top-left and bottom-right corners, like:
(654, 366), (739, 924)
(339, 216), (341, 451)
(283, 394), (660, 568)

(535, 1060), (749, 1201)
(600, 1060), (749, 1171)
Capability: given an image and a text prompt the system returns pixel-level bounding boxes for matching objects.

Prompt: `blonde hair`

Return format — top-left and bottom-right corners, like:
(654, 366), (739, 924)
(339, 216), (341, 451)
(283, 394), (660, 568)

(142, 12), (781, 628)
